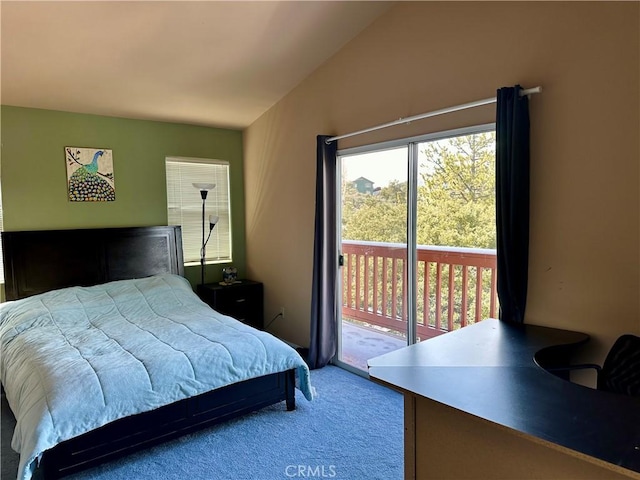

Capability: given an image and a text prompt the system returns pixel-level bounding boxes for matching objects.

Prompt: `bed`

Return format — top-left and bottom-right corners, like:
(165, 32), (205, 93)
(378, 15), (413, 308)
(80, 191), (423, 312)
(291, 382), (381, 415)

(0, 226), (312, 480)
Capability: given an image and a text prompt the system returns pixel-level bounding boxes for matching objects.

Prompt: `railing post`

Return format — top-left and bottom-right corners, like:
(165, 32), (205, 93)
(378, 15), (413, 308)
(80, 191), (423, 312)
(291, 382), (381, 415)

(447, 264), (455, 331)
(475, 270), (483, 324)
(461, 266), (469, 327)
(364, 252), (370, 314)
(435, 263), (442, 331)
(382, 257), (388, 318)
(391, 258), (398, 321)
(373, 256), (379, 318)
(355, 253), (361, 311)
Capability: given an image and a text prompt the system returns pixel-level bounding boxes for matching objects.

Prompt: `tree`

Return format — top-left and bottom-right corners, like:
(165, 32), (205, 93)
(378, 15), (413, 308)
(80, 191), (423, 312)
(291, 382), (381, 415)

(417, 132), (496, 248)
(342, 180), (407, 243)
(342, 132), (496, 249)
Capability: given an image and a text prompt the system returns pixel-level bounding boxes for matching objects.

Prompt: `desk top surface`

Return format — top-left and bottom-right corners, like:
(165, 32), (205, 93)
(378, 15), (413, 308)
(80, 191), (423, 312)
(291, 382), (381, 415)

(368, 319), (640, 474)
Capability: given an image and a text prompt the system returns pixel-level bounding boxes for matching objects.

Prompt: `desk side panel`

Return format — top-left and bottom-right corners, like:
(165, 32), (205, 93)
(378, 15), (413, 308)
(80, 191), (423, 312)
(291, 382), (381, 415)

(414, 395), (639, 480)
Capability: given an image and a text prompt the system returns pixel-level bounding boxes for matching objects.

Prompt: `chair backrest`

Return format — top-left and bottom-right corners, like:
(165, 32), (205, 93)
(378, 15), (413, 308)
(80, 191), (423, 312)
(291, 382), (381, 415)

(598, 334), (640, 396)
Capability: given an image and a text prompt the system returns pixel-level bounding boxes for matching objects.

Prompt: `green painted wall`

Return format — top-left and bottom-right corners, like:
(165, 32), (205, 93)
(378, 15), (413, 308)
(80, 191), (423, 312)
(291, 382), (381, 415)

(0, 105), (246, 287)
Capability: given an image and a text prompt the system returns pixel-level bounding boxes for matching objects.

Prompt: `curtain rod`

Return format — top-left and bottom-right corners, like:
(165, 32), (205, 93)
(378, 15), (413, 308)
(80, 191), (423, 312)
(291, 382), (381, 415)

(326, 86), (542, 144)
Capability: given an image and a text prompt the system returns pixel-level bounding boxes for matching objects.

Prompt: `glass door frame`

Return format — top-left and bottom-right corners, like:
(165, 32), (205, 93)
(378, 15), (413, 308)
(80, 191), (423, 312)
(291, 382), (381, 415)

(333, 123), (495, 376)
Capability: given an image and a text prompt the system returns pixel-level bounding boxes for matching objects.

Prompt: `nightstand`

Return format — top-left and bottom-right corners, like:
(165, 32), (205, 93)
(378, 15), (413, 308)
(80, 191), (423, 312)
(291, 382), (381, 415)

(197, 280), (264, 330)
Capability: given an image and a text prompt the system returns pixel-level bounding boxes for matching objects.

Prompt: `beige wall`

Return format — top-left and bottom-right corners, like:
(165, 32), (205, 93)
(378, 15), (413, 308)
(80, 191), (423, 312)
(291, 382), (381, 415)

(244, 2), (640, 359)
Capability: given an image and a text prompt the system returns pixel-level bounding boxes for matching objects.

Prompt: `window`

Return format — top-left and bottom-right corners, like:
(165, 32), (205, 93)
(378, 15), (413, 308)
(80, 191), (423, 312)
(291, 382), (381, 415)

(166, 157), (232, 265)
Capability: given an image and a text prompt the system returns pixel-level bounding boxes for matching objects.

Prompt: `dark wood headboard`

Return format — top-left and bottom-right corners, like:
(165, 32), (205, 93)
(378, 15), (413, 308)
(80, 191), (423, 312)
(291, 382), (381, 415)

(2, 226), (184, 301)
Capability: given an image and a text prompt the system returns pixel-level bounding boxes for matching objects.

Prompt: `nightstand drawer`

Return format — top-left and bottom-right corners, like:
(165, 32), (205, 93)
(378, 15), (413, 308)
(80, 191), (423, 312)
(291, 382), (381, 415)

(197, 280), (263, 330)
(214, 292), (250, 320)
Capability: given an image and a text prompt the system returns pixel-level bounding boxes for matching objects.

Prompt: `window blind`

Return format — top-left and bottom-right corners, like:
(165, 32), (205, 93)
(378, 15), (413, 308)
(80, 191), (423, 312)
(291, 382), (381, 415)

(166, 157), (232, 265)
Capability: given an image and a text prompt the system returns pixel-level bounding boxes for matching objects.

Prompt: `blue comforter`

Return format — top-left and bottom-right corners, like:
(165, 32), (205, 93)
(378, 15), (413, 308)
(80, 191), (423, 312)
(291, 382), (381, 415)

(0, 274), (313, 480)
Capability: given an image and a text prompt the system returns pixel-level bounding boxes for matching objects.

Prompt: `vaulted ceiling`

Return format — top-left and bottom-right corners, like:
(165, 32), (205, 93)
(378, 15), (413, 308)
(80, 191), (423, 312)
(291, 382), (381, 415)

(1, 1), (392, 129)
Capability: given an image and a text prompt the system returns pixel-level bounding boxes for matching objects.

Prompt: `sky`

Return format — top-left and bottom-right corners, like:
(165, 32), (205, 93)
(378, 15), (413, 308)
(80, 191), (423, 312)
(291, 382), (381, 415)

(340, 135), (490, 188)
(341, 147), (408, 188)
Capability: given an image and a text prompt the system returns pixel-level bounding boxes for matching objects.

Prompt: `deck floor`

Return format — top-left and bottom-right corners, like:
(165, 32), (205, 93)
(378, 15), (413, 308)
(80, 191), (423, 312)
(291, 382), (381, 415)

(339, 321), (407, 371)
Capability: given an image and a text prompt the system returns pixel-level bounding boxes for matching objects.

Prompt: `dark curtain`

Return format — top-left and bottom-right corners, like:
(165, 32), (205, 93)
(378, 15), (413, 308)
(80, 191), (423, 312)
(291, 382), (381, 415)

(308, 135), (338, 369)
(496, 85), (530, 323)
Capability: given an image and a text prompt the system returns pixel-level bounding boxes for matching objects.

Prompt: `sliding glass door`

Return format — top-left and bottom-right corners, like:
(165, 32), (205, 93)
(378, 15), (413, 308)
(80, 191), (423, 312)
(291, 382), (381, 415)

(336, 146), (409, 372)
(335, 125), (498, 373)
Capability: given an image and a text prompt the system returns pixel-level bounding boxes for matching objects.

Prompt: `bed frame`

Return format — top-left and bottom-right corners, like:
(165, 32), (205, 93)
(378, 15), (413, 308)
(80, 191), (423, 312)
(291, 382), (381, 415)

(2, 226), (296, 479)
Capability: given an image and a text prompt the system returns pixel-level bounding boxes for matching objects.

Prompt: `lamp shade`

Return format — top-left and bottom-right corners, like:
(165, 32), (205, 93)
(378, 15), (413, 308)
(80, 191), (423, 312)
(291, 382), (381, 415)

(192, 183), (216, 190)
(209, 215), (219, 227)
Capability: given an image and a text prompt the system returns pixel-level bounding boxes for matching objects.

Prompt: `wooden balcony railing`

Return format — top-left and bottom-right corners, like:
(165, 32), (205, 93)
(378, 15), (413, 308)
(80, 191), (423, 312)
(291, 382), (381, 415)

(341, 240), (498, 340)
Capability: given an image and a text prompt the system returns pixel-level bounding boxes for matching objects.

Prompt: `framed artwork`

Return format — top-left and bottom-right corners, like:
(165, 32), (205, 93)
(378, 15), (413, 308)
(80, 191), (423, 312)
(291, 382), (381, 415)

(65, 147), (115, 202)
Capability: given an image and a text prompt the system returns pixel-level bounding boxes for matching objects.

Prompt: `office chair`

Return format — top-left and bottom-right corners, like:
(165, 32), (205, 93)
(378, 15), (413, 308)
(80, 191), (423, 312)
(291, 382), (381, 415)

(558, 334), (640, 396)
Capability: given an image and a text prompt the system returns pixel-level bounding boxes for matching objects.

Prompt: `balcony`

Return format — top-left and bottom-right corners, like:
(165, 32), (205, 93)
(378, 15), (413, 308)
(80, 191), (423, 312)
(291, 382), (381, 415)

(340, 240), (498, 370)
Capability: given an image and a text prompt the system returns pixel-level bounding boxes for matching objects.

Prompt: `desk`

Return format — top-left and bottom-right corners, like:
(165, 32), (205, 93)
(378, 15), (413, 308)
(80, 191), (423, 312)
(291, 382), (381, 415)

(368, 319), (640, 479)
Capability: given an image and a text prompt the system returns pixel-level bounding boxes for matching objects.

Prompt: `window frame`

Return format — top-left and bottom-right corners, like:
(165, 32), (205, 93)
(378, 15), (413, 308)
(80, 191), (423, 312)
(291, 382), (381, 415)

(165, 156), (232, 266)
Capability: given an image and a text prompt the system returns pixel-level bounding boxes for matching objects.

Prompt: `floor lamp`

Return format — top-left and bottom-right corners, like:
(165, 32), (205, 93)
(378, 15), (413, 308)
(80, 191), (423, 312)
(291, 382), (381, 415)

(193, 183), (219, 287)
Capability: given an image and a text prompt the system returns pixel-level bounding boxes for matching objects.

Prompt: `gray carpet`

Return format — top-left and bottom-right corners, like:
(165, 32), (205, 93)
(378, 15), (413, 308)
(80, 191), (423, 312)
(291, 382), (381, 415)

(1, 366), (403, 479)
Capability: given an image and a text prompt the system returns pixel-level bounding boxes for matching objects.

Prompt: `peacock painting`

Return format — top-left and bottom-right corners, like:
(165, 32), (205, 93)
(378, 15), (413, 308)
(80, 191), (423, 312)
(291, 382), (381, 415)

(65, 147), (115, 202)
